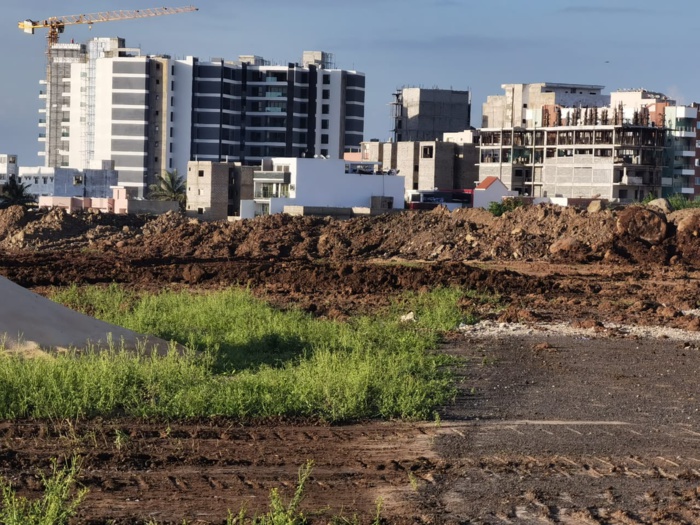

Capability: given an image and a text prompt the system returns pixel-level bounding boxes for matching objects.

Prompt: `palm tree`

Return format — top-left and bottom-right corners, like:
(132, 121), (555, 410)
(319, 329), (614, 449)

(148, 169), (186, 210)
(0, 175), (36, 209)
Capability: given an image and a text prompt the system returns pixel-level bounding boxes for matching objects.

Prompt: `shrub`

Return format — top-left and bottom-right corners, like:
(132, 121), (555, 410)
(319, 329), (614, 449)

(488, 197), (525, 217)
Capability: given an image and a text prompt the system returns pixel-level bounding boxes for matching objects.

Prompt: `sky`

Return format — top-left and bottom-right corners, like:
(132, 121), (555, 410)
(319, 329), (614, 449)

(1, 0), (698, 166)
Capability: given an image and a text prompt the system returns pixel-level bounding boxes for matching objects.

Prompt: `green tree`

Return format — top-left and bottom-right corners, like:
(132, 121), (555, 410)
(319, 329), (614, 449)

(148, 169), (186, 210)
(0, 175), (36, 209)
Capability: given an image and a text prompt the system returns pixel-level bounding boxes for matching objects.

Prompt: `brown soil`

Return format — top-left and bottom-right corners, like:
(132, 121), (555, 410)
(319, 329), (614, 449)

(1, 203), (700, 523)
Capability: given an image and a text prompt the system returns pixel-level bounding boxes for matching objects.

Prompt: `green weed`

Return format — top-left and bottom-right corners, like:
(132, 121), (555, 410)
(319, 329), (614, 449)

(0, 457), (87, 525)
(0, 287), (462, 422)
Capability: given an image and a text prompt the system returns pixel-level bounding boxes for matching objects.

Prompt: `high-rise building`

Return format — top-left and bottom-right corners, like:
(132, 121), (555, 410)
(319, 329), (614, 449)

(41, 42), (88, 168)
(391, 88), (471, 142)
(40, 39), (364, 198)
(190, 51), (364, 164)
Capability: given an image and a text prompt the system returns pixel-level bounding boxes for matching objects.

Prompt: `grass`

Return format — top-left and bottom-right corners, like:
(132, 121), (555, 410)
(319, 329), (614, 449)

(0, 457), (87, 525)
(0, 285), (475, 422)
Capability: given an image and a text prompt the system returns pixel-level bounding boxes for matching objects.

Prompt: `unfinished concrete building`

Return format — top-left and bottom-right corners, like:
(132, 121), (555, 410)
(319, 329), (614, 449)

(186, 161), (254, 221)
(391, 88), (471, 142)
(481, 83), (609, 129)
(478, 123), (666, 202)
(361, 137), (478, 196)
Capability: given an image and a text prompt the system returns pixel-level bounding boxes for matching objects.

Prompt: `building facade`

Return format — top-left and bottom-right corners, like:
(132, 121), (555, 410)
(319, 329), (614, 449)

(187, 158), (403, 220)
(361, 136), (479, 195)
(391, 88), (471, 142)
(0, 154), (19, 186)
(190, 51), (364, 164)
(40, 39), (364, 197)
(478, 84), (700, 201)
(481, 83), (609, 129)
(19, 163), (118, 199)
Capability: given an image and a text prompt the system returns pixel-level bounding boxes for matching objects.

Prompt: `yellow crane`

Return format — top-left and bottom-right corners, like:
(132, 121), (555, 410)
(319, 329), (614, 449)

(19, 6), (198, 56)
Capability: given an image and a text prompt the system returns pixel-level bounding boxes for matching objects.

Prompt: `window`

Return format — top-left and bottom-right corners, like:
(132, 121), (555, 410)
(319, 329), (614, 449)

(197, 208), (204, 215)
(156, 79), (160, 85)
(198, 170), (204, 177)
(322, 104), (329, 114)
(321, 119), (329, 130)
(170, 112), (174, 122)
(321, 134), (329, 144)
(171, 81), (175, 90)
(323, 74), (330, 85)
(170, 127), (173, 138)
(421, 145), (434, 158)
(322, 89), (330, 99)
(321, 149), (328, 156)
(154, 157), (159, 163)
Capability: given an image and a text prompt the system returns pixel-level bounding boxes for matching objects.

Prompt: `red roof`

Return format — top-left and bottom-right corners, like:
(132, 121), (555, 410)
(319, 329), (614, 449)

(476, 176), (500, 190)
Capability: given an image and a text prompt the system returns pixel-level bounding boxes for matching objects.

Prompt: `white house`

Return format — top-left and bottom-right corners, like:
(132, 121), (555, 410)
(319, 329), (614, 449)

(473, 176), (518, 208)
(18, 163), (118, 199)
(240, 158), (405, 218)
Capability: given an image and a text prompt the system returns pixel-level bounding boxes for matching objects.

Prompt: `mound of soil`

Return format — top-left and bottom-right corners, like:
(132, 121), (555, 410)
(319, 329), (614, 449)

(1, 201), (700, 523)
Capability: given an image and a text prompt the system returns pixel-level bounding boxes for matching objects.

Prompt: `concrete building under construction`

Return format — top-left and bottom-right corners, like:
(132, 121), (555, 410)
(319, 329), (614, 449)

(391, 88), (471, 142)
(478, 84), (699, 201)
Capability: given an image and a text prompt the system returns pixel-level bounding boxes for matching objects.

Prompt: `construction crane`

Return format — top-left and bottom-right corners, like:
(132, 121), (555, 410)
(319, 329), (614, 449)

(19, 6), (198, 169)
(19, 6), (198, 65)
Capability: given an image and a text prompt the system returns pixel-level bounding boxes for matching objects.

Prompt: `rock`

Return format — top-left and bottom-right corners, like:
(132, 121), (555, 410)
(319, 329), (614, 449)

(549, 236), (582, 254)
(615, 206), (668, 245)
(587, 200), (604, 214)
(646, 198), (673, 214)
(400, 312), (416, 323)
(676, 211), (700, 236)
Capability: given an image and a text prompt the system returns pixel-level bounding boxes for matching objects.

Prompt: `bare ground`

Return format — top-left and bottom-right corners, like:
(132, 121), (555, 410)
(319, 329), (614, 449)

(1, 203), (700, 523)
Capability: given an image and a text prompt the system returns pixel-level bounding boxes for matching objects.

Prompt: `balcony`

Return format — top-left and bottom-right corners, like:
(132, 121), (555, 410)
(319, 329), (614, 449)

(682, 187), (695, 194)
(670, 129), (696, 138)
(678, 150), (695, 157)
(661, 177), (673, 187)
(253, 171), (290, 183)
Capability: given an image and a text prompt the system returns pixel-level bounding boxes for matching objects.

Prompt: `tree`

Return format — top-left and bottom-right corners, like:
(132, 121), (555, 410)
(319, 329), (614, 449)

(148, 169), (186, 210)
(0, 175), (36, 209)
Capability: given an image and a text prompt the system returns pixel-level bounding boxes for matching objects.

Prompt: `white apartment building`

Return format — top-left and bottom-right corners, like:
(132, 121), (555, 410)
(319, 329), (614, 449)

(18, 164), (118, 199)
(40, 39), (364, 198)
(0, 154), (18, 185)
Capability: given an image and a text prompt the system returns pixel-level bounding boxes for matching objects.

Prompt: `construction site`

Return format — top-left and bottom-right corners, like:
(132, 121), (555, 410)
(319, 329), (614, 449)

(0, 200), (699, 523)
(3, 6), (700, 525)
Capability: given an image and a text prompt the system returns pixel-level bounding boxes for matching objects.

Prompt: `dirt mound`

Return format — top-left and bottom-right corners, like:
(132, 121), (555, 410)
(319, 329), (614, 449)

(1, 202), (700, 268)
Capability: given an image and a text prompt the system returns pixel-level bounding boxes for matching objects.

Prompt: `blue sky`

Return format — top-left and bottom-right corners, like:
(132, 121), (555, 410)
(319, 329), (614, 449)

(1, 0), (697, 166)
